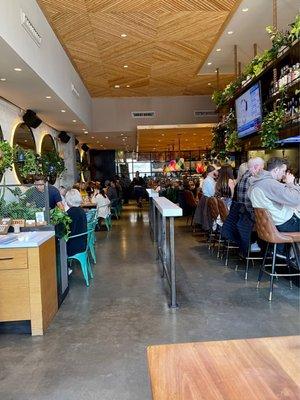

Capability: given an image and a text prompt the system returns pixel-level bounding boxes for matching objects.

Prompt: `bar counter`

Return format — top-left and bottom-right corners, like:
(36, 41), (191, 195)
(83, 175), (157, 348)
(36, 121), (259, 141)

(0, 231), (58, 335)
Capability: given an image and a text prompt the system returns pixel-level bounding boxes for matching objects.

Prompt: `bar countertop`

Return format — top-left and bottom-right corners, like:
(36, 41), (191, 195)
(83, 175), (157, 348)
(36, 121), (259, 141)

(0, 231), (55, 248)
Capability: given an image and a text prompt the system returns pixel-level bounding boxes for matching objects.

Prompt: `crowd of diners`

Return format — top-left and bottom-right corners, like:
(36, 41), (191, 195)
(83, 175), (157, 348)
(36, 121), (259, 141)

(28, 172), (146, 259)
(149, 157), (300, 269)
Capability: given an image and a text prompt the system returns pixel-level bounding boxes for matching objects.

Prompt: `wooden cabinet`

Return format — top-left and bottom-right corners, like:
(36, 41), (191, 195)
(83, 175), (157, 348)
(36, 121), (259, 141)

(0, 236), (58, 335)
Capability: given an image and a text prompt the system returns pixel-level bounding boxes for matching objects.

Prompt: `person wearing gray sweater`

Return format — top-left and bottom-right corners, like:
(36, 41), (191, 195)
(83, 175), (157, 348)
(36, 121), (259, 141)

(248, 157), (300, 257)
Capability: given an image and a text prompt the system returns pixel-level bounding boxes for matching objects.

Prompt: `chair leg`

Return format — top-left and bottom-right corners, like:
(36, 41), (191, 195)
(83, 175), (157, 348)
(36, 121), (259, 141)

(257, 242), (269, 288)
(225, 241), (230, 267)
(245, 240), (251, 280)
(269, 243), (277, 301)
(87, 256), (94, 279)
(217, 232), (222, 258)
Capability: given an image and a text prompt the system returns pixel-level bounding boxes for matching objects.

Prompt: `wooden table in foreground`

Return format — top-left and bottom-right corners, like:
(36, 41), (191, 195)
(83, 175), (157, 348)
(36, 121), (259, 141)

(147, 336), (300, 400)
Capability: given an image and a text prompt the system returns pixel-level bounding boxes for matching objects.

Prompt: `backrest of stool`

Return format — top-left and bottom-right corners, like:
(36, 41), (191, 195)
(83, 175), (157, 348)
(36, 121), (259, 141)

(208, 197), (219, 221)
(254, 208), (293, 244)
(217, 198), (229, 223)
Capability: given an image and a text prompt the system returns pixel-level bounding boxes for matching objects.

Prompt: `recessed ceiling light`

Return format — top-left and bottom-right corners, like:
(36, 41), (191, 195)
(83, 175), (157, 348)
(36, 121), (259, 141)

(123, 65), (128, 68)
(82, 128), (85, 131)
(14, 68), (22, 72)
(201, 139), (204, 141)
(207, 62), (212, 66)
(193, 133), (196, 136)
(216, 48), (221, 52)
(46, 96), (51, 99)
(126, 85), (130, 88)
(24, 139), (28, 143)
(227, 31), (234, 35)
(161, 134), (164, 136)
(0, 78), (6, 81)
(114, 85), (120, 88)
(122, 138), (126, 141)
(185, 139), (188, 141)
(61, 109), (66, 113)
(215, 69), (218, 73)
(121, 133), (124, 136)
(91, 136), (95, 139)
(72, 119), (77, 122)
(242, 8), (249, 12)
(105, 136), (109, 139)
(208, 83), (211, 86)
(121, 33), (127, 38)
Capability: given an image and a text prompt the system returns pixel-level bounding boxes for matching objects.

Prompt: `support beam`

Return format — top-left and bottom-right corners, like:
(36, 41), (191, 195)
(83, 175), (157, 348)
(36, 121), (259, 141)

(234, 45), (238, 78)
(216, 67), (220, 91)
(253, 43), (258, 57)
(273, 0), (277, 28)
(238, 62), (242, 77)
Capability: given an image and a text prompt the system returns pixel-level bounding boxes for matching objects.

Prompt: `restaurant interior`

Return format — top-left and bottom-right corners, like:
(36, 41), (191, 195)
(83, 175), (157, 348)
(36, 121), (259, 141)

(0, 1), (299, 399)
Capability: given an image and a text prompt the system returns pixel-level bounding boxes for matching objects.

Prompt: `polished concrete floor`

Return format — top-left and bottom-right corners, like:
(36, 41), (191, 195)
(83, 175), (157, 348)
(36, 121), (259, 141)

(0, 205), (299, 400)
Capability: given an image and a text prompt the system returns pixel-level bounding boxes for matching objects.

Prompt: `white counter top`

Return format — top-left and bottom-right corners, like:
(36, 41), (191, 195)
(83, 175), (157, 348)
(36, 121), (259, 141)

(146, 188), (159, 198)
(0, 231), (55, 248)
(153, 197), (183, 217)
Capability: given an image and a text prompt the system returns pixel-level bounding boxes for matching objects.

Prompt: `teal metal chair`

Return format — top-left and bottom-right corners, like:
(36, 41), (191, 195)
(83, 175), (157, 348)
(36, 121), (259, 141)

(104, 215), (112, 231)
(87, 219), (98, 264)
(67, 230), (94, 287)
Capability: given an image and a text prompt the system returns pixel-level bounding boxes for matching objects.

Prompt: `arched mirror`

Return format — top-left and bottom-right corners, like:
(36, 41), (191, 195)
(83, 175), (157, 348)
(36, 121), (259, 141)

(41, 134), (57, 184)
(0, 125), (4, 181)
(13, 123), (36, 183)
(82, 151), (90, 182)
(41, 134), (55, 154)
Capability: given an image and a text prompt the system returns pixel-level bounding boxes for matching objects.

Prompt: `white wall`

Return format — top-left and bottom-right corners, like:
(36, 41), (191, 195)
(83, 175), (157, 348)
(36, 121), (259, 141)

(92, 95), (217, 133)
(0, 0), (92, 128)
(0, 97), (76, 187)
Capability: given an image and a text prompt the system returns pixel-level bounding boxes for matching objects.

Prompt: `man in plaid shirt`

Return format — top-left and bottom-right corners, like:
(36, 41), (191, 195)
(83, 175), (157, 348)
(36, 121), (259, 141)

(237, 157), (265, 219)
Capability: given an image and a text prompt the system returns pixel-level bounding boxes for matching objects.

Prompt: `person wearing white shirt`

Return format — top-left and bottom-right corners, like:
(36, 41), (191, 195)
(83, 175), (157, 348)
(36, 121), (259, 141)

(202, 165), (217, 197)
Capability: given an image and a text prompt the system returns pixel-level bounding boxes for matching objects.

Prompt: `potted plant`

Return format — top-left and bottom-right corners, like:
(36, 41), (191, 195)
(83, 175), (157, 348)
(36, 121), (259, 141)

(0, 140), (14, 176)
(15, 146), (42, 182)
(50, 207), (71, 241)
(41, 151), (65, 181)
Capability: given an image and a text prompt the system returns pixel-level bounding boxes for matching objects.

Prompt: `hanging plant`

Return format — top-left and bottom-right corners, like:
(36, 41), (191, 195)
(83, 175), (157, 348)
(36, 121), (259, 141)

(41, 151), (65, 179)
(289, 14), (300, 42)
(0, 140), (14, 176)
(261, 102), (286, 149)
(211, 123), (226, 153)
(50, 207), (72, 241)
(15, 146), (42, 179)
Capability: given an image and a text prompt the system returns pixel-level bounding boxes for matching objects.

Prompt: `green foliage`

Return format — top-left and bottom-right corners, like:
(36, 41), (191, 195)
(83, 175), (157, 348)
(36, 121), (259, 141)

(211, 15), (299, 108)
(289, 14), (300, 42)
(0, 188), (43, 220)
(261, 102), (286, 150)
(15, 146), (42, 179)
(41, 151), (65, 179)
(50, 207), (71, 241)
(224, 109), (241, 152)
(0, 141), (14, 175)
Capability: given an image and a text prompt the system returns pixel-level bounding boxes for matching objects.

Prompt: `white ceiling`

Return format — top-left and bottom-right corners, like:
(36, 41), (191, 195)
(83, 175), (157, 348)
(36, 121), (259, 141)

(0, 37), (89, 134)
(199, 0), (300, 75)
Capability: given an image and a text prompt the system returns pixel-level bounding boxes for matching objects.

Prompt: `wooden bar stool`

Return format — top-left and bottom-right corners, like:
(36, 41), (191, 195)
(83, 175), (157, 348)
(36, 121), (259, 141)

(217, 198), (239, 266)
(254, 208), (300, 301)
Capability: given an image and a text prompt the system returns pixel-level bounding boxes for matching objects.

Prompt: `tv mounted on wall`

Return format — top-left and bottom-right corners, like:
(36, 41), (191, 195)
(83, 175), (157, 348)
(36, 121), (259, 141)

(235, 82), (263, 138)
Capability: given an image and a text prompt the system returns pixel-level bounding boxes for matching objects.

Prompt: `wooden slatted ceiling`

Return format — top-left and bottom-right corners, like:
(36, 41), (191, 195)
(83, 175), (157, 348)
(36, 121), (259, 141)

(137, 125), (214, 152)
(37, 0), (240, 97)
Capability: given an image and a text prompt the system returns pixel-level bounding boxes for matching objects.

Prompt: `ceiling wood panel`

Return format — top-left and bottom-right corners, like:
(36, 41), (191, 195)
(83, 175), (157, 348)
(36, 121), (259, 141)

(137, 125), (214, 152)
(38, 0), (240, 97)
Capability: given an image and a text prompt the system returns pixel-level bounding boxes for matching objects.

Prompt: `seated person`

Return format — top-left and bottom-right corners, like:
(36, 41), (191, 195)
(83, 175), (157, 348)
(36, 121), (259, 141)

(215, 165), (235, 209)
(202, 165), (217, 197)
(92, 187), (111, 227)
(249, 157), (300, 257)
(65, 189), (87, 257)
(25, 175), (63, 210)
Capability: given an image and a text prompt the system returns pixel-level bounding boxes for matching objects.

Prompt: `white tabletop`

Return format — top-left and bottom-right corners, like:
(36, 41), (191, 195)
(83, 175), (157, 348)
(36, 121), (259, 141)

(154, 197), (183, 217)
(0, 231), (55, 248)
(146, 188), (159, 198)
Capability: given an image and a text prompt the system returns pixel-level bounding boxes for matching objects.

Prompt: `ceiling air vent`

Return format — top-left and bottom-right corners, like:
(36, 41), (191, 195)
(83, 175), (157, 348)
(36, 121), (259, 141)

(131, 111), (156, 118)
(21, 11), (42, 47)
(194, 110), (216, 117)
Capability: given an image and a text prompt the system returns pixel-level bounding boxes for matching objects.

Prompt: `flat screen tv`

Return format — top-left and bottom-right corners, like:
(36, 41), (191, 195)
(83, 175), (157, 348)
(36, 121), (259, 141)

(235, 82), (262, 138)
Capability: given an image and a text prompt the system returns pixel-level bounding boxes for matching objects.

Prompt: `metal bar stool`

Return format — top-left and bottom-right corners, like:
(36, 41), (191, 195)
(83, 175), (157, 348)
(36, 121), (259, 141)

(254, 208), (300, 301)
(207, 197), (219, 254)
